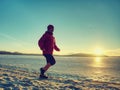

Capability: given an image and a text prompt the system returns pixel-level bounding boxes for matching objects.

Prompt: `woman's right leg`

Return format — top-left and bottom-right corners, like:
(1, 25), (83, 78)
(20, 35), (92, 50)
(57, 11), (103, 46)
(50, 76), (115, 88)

(43, 63), (51, 71)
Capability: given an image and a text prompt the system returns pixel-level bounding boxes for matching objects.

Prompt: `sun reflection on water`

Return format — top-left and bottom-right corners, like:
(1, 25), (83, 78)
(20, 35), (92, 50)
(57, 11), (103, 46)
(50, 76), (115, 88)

(95, 57), (101, 63)
(92, 57), (104, 68)
(91, 57), (108, 81)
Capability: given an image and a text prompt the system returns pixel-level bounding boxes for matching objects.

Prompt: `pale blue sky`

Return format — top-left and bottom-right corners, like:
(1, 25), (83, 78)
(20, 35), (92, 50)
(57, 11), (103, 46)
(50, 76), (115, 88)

(0, 0), (120, 55)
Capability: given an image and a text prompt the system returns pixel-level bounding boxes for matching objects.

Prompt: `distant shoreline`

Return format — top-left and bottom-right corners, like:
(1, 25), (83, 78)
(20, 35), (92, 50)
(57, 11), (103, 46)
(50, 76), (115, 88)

(0, 51), (41, 56)
(0, 51), (111, 57)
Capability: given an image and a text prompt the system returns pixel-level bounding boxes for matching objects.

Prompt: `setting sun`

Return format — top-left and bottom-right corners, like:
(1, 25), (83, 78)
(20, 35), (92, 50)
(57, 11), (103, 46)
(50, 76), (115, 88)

(94, 48), (104, 56)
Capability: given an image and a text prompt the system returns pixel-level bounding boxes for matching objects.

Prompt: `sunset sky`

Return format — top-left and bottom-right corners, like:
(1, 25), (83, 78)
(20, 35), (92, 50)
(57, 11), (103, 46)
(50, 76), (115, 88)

(0, 0), (120, 56)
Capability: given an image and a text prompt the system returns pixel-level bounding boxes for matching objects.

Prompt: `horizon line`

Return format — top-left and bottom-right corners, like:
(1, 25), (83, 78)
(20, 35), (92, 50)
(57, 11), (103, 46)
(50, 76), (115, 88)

(1, 50), (120, 57)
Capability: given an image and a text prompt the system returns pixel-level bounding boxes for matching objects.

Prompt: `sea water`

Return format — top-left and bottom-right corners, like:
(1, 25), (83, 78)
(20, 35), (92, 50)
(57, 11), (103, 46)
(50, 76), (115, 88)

(0, 55), (120, 83)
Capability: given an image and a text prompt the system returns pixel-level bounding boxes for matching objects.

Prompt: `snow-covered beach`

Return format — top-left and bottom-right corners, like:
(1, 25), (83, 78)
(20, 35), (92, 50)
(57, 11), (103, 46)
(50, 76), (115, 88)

(0, 64), (120, 90)
(0, 55), (120, 90)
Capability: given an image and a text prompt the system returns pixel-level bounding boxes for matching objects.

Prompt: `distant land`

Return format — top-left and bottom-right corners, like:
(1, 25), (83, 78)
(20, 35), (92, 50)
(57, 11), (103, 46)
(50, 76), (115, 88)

(0, 51), (40, 56)
(63, 53), (108, 57)
(0, 51), (108, 57)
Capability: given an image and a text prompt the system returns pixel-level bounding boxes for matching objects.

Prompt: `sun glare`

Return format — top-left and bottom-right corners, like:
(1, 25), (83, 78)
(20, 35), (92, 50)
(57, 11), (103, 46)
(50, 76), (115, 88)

(94, 48), (104, 56)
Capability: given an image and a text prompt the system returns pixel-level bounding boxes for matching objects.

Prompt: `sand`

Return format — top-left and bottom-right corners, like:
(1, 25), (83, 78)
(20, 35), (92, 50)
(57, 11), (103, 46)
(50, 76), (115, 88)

(0, 65), (120, 90)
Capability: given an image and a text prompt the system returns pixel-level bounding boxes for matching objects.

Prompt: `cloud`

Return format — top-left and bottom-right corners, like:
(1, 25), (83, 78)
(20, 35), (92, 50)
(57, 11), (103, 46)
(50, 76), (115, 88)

(0, 33), (17, 41)
(0, 33), (30, 49)
(105, 49), (120, 56)
(0, 32), (39, 53)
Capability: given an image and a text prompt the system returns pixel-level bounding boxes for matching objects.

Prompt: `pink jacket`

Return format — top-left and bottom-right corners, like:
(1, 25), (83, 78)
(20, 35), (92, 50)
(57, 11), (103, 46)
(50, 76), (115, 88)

(38, 31), (59, 54)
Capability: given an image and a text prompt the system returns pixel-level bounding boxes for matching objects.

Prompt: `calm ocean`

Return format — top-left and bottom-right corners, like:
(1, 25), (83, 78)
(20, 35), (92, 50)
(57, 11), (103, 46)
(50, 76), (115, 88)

(0, 55), (120, 83)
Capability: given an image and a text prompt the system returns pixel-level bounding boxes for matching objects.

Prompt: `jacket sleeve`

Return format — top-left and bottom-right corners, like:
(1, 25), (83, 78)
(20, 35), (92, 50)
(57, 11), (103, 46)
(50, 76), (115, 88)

(38, 35), (45, 50)
(54, 38), (60, 51)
